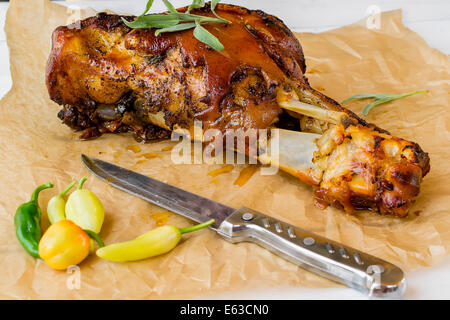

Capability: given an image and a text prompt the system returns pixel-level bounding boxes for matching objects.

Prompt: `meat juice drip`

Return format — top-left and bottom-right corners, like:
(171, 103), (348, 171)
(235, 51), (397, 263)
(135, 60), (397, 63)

(139, 152), (159, 159)
(151, 212), (173, 226)
(207, 164), (257, 187)
(112, 151), (123, 163)
(208, 164), (234, 177)
(161, 146), (174, 152)
(233, 165), (258, 187)
(126, 145), (141, 153)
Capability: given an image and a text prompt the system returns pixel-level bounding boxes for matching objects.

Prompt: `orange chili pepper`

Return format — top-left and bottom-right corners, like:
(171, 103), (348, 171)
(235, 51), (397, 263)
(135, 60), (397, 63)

(39, 220), (90, 270)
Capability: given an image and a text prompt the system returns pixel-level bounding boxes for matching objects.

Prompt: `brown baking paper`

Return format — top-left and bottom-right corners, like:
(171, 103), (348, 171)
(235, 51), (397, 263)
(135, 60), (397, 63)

(0, 0), (449, 299)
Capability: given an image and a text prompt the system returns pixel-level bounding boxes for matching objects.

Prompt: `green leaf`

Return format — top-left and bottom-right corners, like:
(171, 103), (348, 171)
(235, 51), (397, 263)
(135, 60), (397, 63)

(211, 0), (220, 11)
(122, 16), (140, 28)
(122, 0), (229, 50)
(193, 21), (224, 51)
(155, 22), (196, 36)
(341, 93), (387, 104)
(342, 90), (428, 116)
(141, 0), (155, 16)
(162, 0), (177, 13)
(392, 90), (429, 100)
(122, 13), (179, 29)
(362, 97), (393, 115)
(187, 0), (205, 13)
(172, 12), (224, 24)
(209, 0), (230, 23)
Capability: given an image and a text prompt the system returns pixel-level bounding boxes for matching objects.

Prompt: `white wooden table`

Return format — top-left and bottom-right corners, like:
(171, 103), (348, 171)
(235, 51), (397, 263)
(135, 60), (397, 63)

(1, 0), (449, 300)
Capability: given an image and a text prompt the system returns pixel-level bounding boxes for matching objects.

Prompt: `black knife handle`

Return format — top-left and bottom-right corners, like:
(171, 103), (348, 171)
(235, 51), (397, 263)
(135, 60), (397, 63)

(216, 207), (406, 298)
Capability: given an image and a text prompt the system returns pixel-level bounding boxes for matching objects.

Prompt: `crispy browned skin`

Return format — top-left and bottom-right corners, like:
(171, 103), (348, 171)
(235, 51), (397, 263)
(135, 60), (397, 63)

(47, 4), (374, 139)
(310, 123), (429, 216)
(46, 3), (429, 216)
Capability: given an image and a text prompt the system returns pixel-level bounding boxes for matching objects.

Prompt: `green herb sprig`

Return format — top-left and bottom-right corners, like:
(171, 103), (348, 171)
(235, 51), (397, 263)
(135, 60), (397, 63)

(122, 0), (229, 51)
(341, 89), (428, 116)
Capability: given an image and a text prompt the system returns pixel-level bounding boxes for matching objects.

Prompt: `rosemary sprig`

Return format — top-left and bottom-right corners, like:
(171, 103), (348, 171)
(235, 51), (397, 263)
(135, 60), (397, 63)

(341, 89), (428, 116)
(122, 0), (230, 51)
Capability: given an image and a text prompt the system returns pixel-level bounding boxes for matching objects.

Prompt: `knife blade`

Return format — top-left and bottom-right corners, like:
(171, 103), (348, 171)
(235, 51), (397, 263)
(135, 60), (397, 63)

(81, 154), (406, 299)
(81, 154), (233, 229)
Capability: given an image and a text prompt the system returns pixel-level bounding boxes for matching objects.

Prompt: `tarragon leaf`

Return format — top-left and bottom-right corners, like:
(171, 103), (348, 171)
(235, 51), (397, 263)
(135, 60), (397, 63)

(193, 20), (224, 51)
(210, 0), (230, 23)
(187, 0), (205, 13)
(211, 0), (220, 11)
(155, 22), (196, 36)
(168, 10), (227, 24)
(362, 97), (395, 115)
(162, 0), (177, 13)
(341, 93), (388, 104)
(141, 0), (155, 16)
(122, 13), (179, 29)
(123, 0), (229, 50)
(341, 89), (428, 116)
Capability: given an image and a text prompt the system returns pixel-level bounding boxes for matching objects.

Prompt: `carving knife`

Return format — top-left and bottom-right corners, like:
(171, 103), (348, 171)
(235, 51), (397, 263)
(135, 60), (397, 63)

(81, 154), (406, 298)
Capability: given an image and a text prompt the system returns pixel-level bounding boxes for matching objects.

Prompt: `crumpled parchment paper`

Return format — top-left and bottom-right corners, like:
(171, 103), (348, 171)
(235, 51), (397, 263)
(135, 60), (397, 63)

(0, 0), (449, 299)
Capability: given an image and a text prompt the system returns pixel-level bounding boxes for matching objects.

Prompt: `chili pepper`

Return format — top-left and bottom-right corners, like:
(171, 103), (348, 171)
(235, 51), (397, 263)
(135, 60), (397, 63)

(38, 219), (104, 270)
(84, 229), (105, 257)
(83, 229), (105, 248)
(14, 183), (54, 258)
(65, 176), (105, 233)
(47, 180), (76, 224)
(96, 219), (214, 262)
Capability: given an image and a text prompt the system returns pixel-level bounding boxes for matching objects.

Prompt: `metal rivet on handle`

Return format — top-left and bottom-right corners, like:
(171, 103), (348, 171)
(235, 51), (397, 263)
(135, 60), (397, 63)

(262, 218), (270, 228)
(275, 222), (282, 233)
(339, 248), (350, 259)
(242, 212), (254, 221)
(325, 243), (335, 254)
(354, 253), (364, 265)
(287, 227), (296, 238)
(303, 237), (315, 246)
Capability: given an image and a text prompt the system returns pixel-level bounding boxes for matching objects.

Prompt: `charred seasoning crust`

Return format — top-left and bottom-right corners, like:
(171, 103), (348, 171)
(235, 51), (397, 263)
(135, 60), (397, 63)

(312, 124), (430, 217)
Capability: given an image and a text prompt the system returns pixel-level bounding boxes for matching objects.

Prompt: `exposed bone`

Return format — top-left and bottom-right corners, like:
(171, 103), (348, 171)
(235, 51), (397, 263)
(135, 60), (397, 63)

(258, 129), (323, 185)
(277, 90), (350, 126)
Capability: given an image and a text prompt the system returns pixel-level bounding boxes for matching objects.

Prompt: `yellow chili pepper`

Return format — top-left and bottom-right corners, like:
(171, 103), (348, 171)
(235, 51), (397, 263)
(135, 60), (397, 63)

(65, 177), (105, 233)
(96, 219), (214, 262)
(47, 180), (76, 224)
(39, 220), (91, 270)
